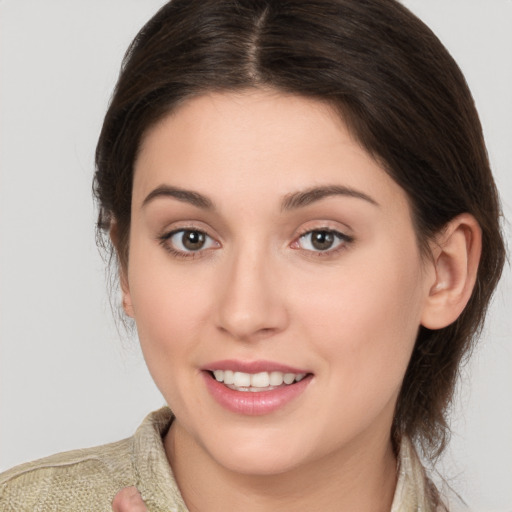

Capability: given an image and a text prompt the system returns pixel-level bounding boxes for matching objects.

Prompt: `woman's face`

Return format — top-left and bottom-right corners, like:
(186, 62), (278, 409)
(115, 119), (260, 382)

(124, 89), (434, 475)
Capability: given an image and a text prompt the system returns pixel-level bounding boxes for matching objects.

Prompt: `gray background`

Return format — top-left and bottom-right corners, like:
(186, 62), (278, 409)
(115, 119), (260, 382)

(0, 1), (511, 510)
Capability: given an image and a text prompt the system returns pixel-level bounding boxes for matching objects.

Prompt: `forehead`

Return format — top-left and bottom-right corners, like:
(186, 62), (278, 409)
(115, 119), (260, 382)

(133, 89), (410, 216)
(136, 89), (350, 171)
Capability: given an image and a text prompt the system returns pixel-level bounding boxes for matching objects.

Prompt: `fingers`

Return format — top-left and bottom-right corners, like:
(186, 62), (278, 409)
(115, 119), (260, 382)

(112, 486), (149, 512)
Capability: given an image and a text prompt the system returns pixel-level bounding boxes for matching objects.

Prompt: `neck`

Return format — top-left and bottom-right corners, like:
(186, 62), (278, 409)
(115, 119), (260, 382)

(164, 421), (397, 512)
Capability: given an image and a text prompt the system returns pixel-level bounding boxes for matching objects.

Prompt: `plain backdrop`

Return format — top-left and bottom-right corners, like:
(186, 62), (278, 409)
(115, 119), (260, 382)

(0, 1), (511, 511)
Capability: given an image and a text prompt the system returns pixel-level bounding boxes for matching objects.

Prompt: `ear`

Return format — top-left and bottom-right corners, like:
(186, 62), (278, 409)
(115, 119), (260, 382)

(109, 222), (134, 318)
(421, 213), (482, 330)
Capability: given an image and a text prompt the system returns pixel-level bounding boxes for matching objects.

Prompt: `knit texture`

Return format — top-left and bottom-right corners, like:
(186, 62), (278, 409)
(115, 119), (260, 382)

(1, 407), (451, 511)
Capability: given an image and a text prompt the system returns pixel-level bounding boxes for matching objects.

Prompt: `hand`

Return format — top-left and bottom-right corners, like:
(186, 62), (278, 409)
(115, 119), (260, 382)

(112, 486), (149, 512)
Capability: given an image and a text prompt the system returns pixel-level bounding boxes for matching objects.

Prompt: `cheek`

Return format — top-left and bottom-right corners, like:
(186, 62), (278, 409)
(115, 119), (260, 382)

(127, 265), (216, 415)
(126, 247), (214, 371)
(294, 249), (425, 399)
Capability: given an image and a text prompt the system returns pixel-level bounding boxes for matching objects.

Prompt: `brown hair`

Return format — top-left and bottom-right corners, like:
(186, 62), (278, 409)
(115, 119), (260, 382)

(94, 0), (505, 460)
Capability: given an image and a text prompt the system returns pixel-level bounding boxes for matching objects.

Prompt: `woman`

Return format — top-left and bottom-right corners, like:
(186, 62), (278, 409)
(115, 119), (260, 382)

(0, 0), (506, 510)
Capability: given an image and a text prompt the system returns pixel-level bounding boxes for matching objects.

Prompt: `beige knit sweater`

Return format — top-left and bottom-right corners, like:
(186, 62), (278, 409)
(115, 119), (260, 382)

(0, 407), (451, 511)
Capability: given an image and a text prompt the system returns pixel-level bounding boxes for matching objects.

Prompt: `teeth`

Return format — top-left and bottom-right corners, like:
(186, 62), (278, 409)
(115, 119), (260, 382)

(223, 370), (234, 385)
(211, 370), (307, 390)
(269, 371), (284, 386)
(283, 373), (295, 384)
(233, 371), (251, 387)
(251, 372), (270, 387)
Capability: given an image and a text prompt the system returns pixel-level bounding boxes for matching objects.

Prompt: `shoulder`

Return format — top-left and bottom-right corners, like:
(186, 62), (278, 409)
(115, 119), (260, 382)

(435, 479), (473, 512)
(393, 437), (473, 512)
(0, 437), (135, 512)
(0, 408), (176, 512)
(392, 437), (471, 512)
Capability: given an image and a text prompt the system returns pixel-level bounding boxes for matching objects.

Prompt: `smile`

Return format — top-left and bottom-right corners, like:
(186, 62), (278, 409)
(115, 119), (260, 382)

(202, 363), (313, 415)
(211, 370), (307, 391)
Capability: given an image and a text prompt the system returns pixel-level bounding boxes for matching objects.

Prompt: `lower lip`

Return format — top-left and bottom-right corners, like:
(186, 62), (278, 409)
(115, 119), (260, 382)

(202, 372), (312, 416)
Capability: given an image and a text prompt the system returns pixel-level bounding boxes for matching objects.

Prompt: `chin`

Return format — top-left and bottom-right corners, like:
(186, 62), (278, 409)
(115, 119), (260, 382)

(210, 445), (304, 477)
(212, 425), (325, 477)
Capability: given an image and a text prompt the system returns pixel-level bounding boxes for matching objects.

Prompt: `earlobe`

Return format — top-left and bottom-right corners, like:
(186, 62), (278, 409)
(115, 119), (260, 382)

(109, 222), (134, 318)
(421, 213), (482, 330)
(120, 272), (135, 318)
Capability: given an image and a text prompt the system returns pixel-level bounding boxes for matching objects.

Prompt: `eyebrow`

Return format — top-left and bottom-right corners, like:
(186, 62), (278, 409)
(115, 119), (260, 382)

(142, 185), (214, 210)
(281, 185), (379, 211)
(142, 183), (378, 211)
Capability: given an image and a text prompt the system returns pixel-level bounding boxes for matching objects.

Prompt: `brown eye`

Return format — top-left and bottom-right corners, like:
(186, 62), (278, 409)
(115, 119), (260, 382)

(165, 229), (218, 254)
(297, 229), (350, 253)
(181, 230), (206, 250)
(310, 231), (335, 251)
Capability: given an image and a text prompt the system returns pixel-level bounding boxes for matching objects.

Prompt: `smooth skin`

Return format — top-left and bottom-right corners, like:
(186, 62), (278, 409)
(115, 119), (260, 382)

(113, 89), (481, 512)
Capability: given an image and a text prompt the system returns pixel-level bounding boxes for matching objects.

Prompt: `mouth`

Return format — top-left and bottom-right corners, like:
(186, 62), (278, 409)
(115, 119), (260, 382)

(201, 360), (313, 414)
(208, 369), (308, 392)
(201, 362), (313, 415)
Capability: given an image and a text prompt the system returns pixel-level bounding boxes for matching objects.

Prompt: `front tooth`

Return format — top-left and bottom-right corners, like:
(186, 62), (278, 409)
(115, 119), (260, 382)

(233, 371), (251, 387)
(283, 373), (295, 385)
(214, 370), (305, 388)
(269, 371), (284, 386)
(223, 370), (235, 385)
(251, 372), (270, 388)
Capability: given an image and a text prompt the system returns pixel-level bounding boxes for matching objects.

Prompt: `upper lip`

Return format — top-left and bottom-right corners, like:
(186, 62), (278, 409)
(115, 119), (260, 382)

(202, 359), (310, 374)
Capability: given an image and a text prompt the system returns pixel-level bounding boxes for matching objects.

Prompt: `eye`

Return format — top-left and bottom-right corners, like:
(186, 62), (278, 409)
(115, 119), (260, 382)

(162, 229), (219, 254)
(295, 229), (351, 253)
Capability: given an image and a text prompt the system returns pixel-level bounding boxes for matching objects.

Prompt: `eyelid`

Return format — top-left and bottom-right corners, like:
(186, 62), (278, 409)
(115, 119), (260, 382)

(158, 227), (221, 258)
(156, 221), (353, 259)
(290, 225), (354, 255)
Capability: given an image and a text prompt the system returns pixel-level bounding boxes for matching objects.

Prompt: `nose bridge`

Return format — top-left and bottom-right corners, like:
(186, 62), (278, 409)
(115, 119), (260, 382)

(215, 239), (288, 340)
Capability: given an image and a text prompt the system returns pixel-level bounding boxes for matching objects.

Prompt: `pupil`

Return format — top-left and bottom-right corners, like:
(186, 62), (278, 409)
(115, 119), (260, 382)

(182, 230), (205, 250)
(312, 231), (334, 251)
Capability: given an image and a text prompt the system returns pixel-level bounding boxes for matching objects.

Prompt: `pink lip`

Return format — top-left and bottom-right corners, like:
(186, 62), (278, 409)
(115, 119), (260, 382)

(202, 359), (309, 374)
(201, 362), (313, 416)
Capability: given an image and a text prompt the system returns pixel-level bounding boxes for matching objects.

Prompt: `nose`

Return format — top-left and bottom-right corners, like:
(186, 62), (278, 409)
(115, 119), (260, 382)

(215, 246), (289, 342)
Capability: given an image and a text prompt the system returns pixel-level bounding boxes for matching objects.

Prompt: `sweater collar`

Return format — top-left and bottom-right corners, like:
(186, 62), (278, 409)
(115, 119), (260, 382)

(131, 407), (439, 511)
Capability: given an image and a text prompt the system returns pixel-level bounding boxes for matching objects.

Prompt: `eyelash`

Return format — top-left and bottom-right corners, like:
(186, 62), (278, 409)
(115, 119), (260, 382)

(158, 227), (354, 259)
(158, 228), (218, 260)
(293, 228), (354, 257)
